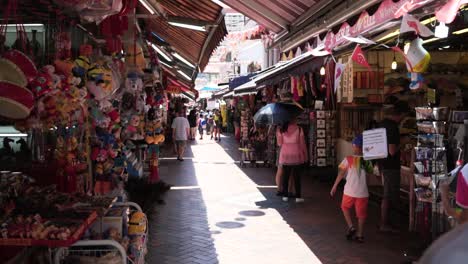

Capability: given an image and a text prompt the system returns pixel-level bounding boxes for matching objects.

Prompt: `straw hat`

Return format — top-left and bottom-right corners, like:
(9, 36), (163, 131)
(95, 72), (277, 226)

(2, 50), (38, 82)
(0, 58), (27, 87)
(0, 81), (34, 119)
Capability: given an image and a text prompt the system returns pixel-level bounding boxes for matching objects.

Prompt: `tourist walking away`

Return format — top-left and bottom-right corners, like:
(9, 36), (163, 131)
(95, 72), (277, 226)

(188, 109), (198, 140)
(198, 113), (205, 140)
(331, 135), (373, 243)
(171, 111), (190, 161)
(276, 117), (307, 202)
(214, 109), (223, 141)
(378, 104), (404, 232)
(208, 114), (215, 139)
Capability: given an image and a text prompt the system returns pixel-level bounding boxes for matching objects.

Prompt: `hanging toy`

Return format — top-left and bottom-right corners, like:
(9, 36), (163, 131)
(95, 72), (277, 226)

(124, 43), (147, 74)
(73, 44), (93, 86)
(406, 38), (431, 90)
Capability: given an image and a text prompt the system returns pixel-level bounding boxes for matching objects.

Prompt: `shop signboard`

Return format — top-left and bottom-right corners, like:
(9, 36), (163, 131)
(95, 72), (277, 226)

(363, 128), (388, 160)
(166, 84), (181, 94)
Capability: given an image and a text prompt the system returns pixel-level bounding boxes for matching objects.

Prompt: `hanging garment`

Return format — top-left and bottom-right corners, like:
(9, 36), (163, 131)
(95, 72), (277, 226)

(297, 75), (304, 97)
(308, 72), (318, 98)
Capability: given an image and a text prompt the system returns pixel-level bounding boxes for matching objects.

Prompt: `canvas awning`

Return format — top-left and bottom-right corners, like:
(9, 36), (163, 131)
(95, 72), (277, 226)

(220, 0), (322, 33)
(142, 0), (228, 72)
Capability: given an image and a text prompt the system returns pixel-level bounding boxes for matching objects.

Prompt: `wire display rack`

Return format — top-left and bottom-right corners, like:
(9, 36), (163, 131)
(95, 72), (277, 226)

(54, 202), (147, 264)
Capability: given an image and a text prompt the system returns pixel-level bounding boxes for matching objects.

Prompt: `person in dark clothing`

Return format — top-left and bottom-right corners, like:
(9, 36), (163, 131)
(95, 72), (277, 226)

(378, 105), (404, 232)
(188, 109), (198, 140)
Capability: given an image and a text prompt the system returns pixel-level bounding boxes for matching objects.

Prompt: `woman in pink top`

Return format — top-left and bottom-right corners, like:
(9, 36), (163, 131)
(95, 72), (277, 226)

(276, 118), (308, 202)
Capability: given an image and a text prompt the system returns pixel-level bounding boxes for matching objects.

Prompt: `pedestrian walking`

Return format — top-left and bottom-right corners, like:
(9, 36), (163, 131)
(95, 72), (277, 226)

(198, 113), (205, 140)
(171, 111), (190, 161)
(276, 117), (307, 202)
(331, 135), (373, 243)
(213, 109), (223, 141)
(208, 114), (215, 139)
(188, 109), (198, 140)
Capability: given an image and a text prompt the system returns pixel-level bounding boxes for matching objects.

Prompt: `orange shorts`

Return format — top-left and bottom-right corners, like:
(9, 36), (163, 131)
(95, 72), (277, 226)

(341, 194), (368, 219)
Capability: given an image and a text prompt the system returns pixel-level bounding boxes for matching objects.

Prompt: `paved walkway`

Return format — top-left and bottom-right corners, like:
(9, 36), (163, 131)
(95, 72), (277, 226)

(146, 135), (418, 264)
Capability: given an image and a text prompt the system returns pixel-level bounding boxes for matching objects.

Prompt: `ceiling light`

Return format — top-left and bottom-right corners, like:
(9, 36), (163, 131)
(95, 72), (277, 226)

(421, 16), (436, 25)
(173, 52), (195, 68)
(391, 52), (397, 70)
(160, 61), (173, 68)
(177, 70), (192, 80)
(168, 22), (206, 31)
(150, 43), (172, 62)
(6, 24), (44, 27)
(453, 28), (468, 35)
(320, 66), (325, 76)
(422, 37), (440, 44)
(435, 22), (449, 38)
(211, 0), (230, 8)
(377, 29), (400, 42)
(139, 0), (156, 15)
(0, 133), (28, 137)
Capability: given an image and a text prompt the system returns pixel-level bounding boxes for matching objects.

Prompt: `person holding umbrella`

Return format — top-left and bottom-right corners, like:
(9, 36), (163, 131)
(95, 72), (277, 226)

(254, 102), (306, 202)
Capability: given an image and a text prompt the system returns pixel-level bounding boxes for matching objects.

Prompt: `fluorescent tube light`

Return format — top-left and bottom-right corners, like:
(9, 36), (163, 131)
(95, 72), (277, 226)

(160, 61), (173, 68)
(150, 43), (172, 62)
(168, 22), (206, 32)
(453, 28), (468, 35)
(173, 52), (195, 68)
(6, 24), (44, 27)
(377, 29), (400, 42)
(211, 0), (230, 8)
(139, 0), (156, 15)
(421, 16), (436, 25)
(0, 133), (28, 137)
(422, 37), (440, 44)
(177, 70), (192, 80)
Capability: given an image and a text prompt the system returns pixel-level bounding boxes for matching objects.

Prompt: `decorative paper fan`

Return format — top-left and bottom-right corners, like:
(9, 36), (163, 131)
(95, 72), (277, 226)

(0, 81), (34, 119)
(0, 58), (28, 87)
(3, 50), (38, 82)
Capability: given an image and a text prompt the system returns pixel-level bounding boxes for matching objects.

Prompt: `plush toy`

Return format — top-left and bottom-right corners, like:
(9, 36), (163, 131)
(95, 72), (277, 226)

(123, 115), (143, 141)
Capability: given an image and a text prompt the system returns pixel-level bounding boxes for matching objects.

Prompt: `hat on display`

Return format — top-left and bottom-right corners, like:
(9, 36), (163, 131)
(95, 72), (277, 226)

(0, 58), (28, 87)
(0, 81), (35, 119)
(2, 50), (38, 82)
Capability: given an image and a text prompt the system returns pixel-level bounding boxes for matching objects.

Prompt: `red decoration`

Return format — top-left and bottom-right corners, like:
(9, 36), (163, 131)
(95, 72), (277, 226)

(351, 45), (371, 71)
(317, 0), (430, 51)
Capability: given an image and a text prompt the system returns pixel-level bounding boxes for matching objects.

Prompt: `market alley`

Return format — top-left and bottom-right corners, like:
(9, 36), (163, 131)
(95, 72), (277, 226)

(146, 135), (417, 264)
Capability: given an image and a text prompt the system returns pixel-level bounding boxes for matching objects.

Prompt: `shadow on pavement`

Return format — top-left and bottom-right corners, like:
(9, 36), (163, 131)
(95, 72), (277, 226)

(146, 143), (220, 264)
(218, 135), (422, 264)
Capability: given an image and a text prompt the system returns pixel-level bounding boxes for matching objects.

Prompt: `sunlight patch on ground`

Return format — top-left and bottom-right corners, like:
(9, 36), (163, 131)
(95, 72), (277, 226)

(189, 141), (323, 264)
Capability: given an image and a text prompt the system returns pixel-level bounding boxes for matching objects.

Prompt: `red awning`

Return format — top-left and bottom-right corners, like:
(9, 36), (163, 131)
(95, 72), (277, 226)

(221, 0), (320, 33)
(142, 0), (227, 72)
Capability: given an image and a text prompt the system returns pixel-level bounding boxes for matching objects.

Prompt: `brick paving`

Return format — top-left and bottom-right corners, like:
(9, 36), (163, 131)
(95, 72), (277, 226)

(146, 135), (419, 264)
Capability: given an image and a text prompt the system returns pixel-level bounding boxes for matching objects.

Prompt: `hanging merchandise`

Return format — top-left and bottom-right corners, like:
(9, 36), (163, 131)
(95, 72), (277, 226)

(400, 14), (434, 37)
(406, 38), (431, 90)
(435, 0), (468, 24)
(78, 0), (124, 24)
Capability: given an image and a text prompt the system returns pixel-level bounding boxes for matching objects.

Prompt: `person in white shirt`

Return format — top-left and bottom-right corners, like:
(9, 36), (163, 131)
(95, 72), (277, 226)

(171, 111), (190, 161)
(330, 135), (373, 243)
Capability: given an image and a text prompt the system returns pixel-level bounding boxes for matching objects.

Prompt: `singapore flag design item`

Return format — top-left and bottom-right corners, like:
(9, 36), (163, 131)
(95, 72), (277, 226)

(334, 63), (346, 93)
(400, 14), (434, 37)
(457, 164), (468, 209)
(351, 45), (371, 71)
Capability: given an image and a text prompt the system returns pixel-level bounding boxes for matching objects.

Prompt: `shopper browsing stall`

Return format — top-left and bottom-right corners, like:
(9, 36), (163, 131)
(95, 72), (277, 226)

(378, 104), (404, 232)
(331, 135), (373, 243)
(276, 117), (307, 202)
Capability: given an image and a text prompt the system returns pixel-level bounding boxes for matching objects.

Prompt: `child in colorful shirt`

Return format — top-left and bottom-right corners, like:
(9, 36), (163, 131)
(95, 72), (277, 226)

(331, 135), (373, 243)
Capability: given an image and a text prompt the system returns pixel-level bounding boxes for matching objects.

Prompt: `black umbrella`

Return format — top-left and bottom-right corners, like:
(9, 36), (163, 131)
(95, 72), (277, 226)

(253, 102), (303, 125)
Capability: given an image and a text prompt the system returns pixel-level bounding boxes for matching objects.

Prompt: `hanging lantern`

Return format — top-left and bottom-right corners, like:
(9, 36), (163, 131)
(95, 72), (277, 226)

(320, 66), (326, 76)
(391, 52), (397, 70)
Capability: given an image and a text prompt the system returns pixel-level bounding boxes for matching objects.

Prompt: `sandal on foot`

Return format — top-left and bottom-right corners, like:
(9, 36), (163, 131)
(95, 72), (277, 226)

(346, 227), (356, 241)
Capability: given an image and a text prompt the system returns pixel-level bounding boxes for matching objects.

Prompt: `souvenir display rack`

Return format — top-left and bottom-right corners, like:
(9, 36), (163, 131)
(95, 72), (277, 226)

(413, 106), (450, 239)
(309, 110), (337, 167)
